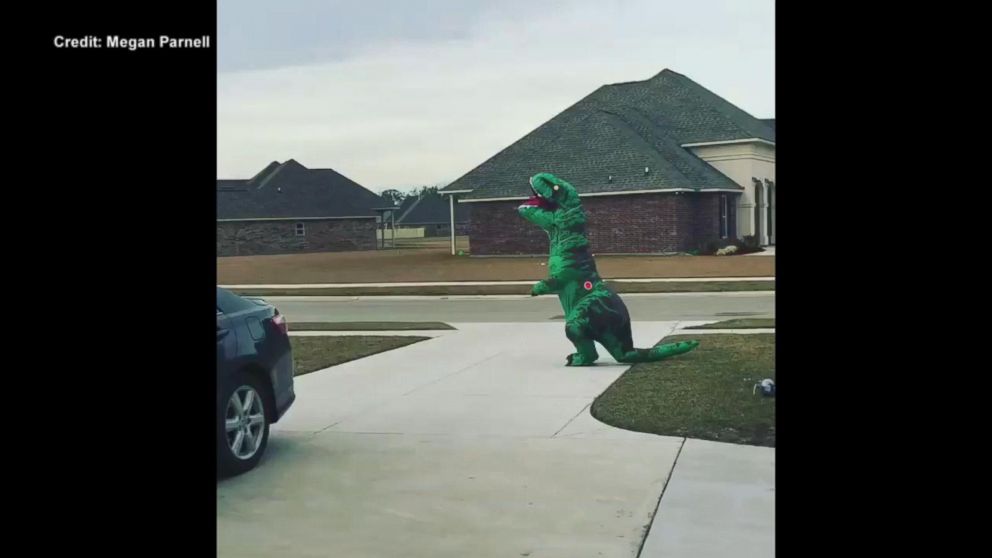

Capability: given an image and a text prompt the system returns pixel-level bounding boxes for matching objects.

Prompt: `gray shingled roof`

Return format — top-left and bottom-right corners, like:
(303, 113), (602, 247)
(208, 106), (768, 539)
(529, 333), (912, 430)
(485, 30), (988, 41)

(395, 191), (471, 226)
(217, 160), (384, 220)
(443, 69), (773, 200)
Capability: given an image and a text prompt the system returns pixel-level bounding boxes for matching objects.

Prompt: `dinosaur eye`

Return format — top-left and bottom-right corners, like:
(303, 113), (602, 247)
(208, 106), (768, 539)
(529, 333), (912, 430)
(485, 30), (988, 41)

(553, 185), (559, 191)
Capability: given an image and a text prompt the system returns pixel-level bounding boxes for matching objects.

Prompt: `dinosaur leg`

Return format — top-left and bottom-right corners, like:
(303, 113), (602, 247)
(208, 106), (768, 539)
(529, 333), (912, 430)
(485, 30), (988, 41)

(599, 331), (633, 363)
(564, 319), (599, 366)
(596, 297), (636, 363)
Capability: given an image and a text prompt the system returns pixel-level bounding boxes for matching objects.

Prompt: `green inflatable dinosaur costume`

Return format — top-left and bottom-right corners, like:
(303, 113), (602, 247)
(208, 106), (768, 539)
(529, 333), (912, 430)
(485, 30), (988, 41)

(518, 172), (700, 366)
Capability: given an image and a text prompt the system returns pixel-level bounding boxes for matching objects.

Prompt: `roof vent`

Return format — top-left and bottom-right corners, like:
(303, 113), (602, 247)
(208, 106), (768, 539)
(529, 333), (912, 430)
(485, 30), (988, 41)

(277, 187), (282, 193)
(644, 166), (650, 175)
(608, 175), (613, 183)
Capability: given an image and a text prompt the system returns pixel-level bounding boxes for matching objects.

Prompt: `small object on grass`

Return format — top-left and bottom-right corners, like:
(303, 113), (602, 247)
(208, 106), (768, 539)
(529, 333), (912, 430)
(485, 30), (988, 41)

(752, 378), (775, 397)
(457, 250), (466, 256)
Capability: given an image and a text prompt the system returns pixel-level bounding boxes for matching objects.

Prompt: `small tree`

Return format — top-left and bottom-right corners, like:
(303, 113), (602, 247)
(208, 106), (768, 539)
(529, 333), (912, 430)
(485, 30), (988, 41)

(380, 189), (405, 206)
(405, 185), (441, 198)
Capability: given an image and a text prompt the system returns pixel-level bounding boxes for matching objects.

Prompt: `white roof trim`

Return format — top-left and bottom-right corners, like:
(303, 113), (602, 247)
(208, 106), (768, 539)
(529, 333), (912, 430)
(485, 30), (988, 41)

(440, 189), (473, 195)
(458, 196), (527, 203)
(460, 188), (742, 202)
(681, 138), (775, 148)
(580, 188), (741, 197)
(217, 216), (378, 222)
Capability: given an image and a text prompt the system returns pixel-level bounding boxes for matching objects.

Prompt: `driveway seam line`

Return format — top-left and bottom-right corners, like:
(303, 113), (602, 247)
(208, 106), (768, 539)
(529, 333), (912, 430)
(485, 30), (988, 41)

(636, 437), (687, 558)
(551, 402), (592, 438)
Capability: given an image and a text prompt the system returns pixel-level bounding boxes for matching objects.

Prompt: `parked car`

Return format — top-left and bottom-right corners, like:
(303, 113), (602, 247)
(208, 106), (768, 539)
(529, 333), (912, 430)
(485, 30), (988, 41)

(217, 287), (295, 477)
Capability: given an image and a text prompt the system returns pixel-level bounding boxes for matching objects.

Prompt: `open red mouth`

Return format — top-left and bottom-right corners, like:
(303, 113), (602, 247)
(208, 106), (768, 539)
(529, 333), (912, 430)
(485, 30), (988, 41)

(519, 185), (557, 210)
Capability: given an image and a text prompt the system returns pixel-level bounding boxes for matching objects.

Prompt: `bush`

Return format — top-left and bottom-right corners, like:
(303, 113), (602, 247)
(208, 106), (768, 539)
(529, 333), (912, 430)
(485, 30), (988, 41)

(715, 245), (739, 256)
(699, 236), (765, 256)
(700, 239), (728, 255)
(736, 236), (764, 255)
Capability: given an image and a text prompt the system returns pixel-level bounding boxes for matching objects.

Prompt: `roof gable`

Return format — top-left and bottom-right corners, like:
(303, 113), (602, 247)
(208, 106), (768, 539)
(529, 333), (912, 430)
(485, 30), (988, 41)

(396, 192), (470, 225)
(443, 69), (768, 200)
(218, 160), (384, 220)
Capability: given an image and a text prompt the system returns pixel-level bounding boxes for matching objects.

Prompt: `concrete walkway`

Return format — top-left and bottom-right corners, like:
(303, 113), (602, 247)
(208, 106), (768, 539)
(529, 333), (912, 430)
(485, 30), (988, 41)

(671, 328), (775, 335)
(286, 323), (774, 337)
(217, 322), (773, 557)
(221, 277), (774, 289)
(259, 290), (776, 303)
(744, 247), (775, 256)
(289, 329), (453, 337)
(640, 439), (775, 557)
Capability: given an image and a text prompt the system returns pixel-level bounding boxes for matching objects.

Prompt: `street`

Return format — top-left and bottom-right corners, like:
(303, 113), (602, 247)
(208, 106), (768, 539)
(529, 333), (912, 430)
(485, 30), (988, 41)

(267, 291), (775, 323)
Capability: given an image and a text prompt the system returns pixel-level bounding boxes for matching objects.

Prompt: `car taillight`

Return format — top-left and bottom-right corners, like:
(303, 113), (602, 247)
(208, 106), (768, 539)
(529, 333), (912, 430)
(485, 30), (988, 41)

(272, 311), (288, 335)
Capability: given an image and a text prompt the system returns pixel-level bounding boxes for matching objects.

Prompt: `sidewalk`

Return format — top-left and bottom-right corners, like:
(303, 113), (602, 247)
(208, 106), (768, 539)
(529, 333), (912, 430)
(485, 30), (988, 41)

(222, 276), (775, 289)
(289, 329), (453, 337)
(287, 322), (774, 336)
(640, 439), (775, 557)
(256, 291), (776, 302)
(745, 246), (775, 256)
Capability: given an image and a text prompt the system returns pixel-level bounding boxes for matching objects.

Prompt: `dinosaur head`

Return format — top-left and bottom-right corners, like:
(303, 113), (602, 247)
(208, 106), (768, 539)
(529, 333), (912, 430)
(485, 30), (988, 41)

(517, 172), (581, 230)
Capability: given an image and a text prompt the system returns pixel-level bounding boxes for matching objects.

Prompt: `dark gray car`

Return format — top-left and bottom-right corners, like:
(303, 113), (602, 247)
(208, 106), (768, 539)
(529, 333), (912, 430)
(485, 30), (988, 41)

(217, 287), (295, 477)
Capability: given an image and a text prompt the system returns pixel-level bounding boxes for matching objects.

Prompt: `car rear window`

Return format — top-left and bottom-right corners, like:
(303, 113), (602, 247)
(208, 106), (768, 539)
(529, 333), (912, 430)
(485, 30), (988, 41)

(216, 288), (259, 314)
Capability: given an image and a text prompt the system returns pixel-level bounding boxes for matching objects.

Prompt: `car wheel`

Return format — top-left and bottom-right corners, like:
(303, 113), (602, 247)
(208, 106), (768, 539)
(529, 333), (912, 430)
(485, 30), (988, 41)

(218, 374), (270, 477)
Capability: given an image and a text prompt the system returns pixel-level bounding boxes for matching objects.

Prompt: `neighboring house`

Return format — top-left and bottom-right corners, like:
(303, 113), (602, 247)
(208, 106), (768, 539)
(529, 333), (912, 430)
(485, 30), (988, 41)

(441, 69), (775, 256)
(217, 159), (384, 256)
(394, 191), (471, 237)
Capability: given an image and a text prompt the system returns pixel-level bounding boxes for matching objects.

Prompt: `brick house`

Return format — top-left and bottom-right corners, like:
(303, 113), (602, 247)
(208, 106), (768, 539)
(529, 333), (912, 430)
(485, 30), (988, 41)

(440, 69), (775, 255)
(217, 159), (384, 256)
(394, 191), (471, 237)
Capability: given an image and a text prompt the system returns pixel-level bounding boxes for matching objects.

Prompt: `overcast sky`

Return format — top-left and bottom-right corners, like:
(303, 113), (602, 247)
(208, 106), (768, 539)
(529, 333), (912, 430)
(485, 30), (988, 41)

(218, 0), (774, 191)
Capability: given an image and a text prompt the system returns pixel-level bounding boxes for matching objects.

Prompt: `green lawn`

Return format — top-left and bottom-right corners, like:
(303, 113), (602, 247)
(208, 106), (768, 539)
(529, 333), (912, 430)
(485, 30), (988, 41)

(292, 336), (430, 376)
(292, 321), (454, 331)
(591, 333), (776, 447)
(685, 318), (775, 329)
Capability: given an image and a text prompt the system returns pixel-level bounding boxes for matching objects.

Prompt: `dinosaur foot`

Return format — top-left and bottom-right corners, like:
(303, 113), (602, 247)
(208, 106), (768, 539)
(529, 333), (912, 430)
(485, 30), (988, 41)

(566, 353), (598, 366)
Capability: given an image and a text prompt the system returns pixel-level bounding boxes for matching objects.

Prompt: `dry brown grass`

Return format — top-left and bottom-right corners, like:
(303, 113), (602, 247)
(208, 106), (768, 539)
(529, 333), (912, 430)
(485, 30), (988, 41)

(219, 238), (774, 285)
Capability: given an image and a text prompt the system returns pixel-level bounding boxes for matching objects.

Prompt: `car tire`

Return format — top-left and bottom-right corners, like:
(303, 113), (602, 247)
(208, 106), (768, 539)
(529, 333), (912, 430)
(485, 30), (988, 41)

(218, 373), (271, 477)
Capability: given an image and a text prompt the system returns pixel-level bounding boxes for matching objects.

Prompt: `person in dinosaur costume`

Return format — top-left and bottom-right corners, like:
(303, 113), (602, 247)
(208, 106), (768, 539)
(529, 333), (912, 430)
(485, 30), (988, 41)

(518, 172), (700, 366)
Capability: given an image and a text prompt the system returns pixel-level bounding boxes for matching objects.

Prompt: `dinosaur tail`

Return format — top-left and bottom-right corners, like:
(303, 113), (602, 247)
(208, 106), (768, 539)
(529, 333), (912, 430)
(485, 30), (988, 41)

(616, 340), (700, 363)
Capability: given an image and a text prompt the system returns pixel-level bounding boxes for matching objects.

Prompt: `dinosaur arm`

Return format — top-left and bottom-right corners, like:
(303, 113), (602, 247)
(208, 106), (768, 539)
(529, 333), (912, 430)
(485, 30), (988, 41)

(531, 277), (562, 296)
(532, 248), (584, 296)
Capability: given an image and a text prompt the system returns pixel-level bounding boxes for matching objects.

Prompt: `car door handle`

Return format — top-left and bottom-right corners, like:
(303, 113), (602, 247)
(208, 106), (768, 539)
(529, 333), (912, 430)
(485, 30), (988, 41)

(217, 327), (230, 340)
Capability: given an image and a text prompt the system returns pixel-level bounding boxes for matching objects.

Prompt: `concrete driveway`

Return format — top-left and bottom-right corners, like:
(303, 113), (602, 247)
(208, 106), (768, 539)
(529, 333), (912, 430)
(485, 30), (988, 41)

(217, 322), (774, 557)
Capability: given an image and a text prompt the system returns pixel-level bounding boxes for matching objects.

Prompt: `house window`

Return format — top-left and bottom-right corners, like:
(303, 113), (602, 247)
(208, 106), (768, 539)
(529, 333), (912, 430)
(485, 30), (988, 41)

(719, 195), (729, 238)
(295, 222), (306, 237)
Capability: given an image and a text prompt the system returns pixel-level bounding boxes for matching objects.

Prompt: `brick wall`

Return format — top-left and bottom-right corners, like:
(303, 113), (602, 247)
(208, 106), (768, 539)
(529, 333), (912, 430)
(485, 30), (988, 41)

(468, 192), (739, 255)
(217, 218), (378, 256)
